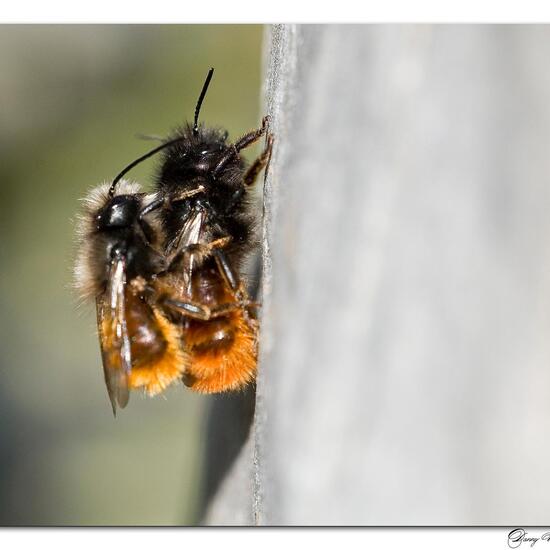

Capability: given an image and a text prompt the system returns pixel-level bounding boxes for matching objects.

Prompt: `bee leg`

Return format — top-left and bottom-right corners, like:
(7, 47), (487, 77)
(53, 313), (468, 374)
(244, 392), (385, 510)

(212, 116), (270, 180)
(163, 298), (214, 321)
(139, 185), (205, 220)
(243, 134), (274, 187)
(210, 302), (260, 322)
(212, 248), (240, 293)
(212, 248), (259, 326)
(234, 115), (270, 152)
(163, 298), (247, 321)
(188, 236), (232, 254)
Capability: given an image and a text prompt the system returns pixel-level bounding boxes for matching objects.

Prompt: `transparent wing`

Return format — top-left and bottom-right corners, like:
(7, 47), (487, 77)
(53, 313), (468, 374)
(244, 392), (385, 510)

(96, 257), (131, 415)
(165, 209), (205, 297)
(165, 208), (205, 257)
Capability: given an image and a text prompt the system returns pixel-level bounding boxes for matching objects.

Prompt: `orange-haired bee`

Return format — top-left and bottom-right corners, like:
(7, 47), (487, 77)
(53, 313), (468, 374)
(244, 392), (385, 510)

(106, 68), (273, 394)
(148, 68), (273, 394)
(74, 180), (187, 414)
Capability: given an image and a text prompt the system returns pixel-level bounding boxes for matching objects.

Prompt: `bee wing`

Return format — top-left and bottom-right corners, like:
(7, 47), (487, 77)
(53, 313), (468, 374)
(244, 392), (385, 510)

(96, 257), (132, 415)
(165, 208), (205, 256)
(165, 209), (205, 296)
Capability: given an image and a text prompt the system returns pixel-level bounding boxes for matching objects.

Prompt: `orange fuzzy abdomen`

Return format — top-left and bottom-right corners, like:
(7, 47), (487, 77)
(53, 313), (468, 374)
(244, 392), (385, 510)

(182, 269), (258, 393)
(123, 289), (187, 395)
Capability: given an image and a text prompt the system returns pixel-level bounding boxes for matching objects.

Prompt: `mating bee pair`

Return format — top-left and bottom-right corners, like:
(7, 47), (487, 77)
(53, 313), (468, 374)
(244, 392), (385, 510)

(74, 69), (273, 414)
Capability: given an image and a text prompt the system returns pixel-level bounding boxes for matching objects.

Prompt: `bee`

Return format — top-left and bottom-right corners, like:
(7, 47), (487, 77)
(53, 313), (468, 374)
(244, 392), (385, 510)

(153, 68), (273, 393)
(75, 68), (273, 412)
(112, 68), (273, 393)
(74, 178), (187, 414)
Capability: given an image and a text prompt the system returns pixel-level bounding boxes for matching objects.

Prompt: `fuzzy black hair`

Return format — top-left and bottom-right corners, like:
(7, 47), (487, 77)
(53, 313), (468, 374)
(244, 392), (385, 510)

(154, 123), (256, 265)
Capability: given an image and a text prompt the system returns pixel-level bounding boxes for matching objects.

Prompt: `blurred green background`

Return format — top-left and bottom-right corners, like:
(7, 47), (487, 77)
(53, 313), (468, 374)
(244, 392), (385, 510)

(0, 24), (263, 525)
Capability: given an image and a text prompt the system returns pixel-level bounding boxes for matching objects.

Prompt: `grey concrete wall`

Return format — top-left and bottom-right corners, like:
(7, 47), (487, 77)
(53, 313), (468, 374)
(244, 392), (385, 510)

(204, 24), (550, 525)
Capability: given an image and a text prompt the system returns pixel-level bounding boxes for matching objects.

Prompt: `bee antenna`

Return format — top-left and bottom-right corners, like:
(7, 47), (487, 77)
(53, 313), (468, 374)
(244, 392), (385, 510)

(193, 67), (214, 137)
(109, 136), (185, 197)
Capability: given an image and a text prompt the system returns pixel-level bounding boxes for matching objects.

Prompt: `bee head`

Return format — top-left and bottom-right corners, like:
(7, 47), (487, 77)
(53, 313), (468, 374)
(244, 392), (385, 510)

(96, 195), (140, 231)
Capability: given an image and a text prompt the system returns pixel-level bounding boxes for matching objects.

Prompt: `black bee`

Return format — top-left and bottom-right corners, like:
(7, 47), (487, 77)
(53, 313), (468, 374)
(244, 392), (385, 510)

(152, 68), (273, 393)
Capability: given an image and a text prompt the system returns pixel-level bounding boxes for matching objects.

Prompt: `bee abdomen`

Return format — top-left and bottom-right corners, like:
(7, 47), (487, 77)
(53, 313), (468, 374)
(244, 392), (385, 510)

(183, 312), (257, 393)
(125, 292), (187, 396)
